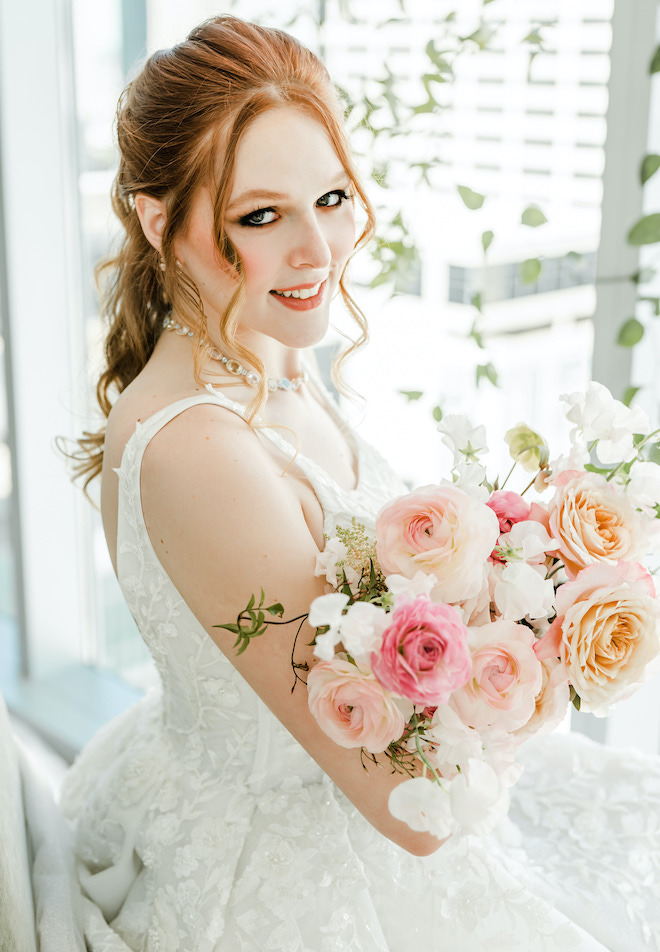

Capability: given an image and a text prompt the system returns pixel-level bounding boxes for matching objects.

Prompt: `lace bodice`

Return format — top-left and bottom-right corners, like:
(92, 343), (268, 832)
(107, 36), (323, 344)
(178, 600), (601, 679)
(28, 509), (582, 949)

(60, 384), (660, 952)
(114, 385), (406, 781)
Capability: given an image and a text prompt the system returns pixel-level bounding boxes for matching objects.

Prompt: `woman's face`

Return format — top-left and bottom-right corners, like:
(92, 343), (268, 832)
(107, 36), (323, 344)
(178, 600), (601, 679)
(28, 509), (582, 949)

(174, 105), (357, 351)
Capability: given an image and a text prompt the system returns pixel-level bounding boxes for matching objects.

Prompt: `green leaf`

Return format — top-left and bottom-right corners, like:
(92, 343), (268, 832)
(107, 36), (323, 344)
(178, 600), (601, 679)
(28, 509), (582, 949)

(639, 296), (660, 316)
(481, 229), (494, 253)
(432, 405), (443, 422)
(398, 389), (424, 401)
(412, 97), (437, 115)
(584, 463), (611, 475)
(476, 362), (499, 387)
(628, 213), (660, 246)
(469, 320), (485, 348)
(266, 602), (285, 617)
(471, 292), (483, 312)
(641, 154), (660, 185)
(617, 317), (645, 347)
(632, 266), (657, 285)
(650, 44), (660, 74)
(520, 258), (541, 283)
(425, 40), (453, 77)
(461, 25), (495, 49)
(457, 185), (485, 210)
(523, 29), (544, 45)
(521, 205), (548, 227)
(622, 386), (641, 407)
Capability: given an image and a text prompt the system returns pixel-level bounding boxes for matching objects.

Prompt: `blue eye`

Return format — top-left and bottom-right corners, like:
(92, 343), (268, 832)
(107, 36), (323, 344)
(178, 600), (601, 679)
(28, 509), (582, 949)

(239, 207), (278, 228)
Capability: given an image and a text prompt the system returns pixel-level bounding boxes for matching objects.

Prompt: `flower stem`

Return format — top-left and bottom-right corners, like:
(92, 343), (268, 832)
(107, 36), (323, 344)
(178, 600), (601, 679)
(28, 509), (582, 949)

(414, 732), (443, 786)
(499, 461), (516, 491)
(520, 471), (540, 496)
(546, 561), (565, 581)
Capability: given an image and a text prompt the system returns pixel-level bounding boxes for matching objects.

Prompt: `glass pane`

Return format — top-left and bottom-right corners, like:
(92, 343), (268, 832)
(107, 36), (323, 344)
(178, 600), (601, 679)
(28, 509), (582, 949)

(72, 0), (152, 685)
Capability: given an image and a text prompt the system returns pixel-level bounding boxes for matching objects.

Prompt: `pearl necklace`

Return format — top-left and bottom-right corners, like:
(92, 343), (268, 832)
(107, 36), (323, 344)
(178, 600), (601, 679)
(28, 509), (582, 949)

(162, 316), (307, 392)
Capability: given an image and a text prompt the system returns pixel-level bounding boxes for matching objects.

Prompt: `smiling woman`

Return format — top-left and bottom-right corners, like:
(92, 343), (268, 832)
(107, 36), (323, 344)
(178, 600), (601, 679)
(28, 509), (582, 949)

(58, 14), (660, 952)
(135, 108), (357, 360)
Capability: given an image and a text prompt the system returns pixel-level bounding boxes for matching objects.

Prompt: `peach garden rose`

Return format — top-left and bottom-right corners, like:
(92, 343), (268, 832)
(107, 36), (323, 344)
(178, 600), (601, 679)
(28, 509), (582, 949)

(535, 561), (660, 714)
(376, 485), (499, 605)
(548, 470), (645, 579)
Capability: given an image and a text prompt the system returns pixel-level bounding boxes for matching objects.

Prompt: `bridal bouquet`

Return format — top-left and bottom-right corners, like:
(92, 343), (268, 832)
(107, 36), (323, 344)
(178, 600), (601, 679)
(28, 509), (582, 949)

(218, 382), (660, 840)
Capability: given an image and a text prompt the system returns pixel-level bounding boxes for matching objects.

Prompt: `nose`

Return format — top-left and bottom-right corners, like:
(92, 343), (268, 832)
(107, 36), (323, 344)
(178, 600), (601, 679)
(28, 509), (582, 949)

(288, 211), (332, 271)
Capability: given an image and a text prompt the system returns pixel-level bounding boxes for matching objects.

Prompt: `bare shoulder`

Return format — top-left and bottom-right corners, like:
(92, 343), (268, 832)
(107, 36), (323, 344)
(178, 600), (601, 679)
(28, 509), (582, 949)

(139, 396), (319, 620)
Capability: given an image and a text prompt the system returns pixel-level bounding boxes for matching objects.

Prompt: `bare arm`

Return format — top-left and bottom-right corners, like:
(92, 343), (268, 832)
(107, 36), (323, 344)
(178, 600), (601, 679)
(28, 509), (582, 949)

(140, 404), (445, 857)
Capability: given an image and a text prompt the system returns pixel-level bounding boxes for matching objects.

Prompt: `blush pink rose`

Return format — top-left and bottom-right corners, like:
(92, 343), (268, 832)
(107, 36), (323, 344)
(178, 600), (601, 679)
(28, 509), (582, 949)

(450, 619), (543, 732)
(533, 561), (660, 714)
(514, 656), (570, 741)
(376, 485), (499, 604)
(307, 658), (409, 753)
(487, 491), (532, 564)
(547, 471), (645, 579)
(486, 491), (531, 533)
(370, 596), (471, 705)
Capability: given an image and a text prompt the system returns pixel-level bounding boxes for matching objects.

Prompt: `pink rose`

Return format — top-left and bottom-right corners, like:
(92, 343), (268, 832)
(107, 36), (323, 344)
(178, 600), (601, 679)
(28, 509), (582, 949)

(547, 471), (645, 579)
(376, 485), (499, 604)
(450, 619), (543, 732)
(534, 561), (660, 714)
(307, 658), (409, 753)
(487, 491), (531, 533)
(370, 596), (471, 705)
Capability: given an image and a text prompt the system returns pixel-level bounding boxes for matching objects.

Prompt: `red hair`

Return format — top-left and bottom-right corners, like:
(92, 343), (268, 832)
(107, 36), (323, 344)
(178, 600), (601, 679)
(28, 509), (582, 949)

(72, 16), (375, 490)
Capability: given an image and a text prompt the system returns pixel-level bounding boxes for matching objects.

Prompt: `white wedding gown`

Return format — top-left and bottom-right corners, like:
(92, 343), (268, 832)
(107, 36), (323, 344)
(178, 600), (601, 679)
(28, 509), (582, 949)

(60, 384), (660, 952)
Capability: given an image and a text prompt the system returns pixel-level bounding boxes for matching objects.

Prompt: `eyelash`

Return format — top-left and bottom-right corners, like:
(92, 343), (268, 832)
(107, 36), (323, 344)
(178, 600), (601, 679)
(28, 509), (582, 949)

(238, 189), (352, 228)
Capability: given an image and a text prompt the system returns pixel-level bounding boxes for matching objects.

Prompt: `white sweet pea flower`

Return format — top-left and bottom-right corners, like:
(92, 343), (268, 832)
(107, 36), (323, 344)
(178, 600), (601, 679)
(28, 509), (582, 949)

(339, 601), (390, 664)
(386, 570), (438, 600)
(449, 758), (510, 836)
(626, 460), (660, 517)
(437, 415), (488, 465)
(425, 705), (483, 777)
(499, 521), (559, 565)
(493, 562), (555, 621)
(388, 776), (458, 840)
(480, 730), (524, 788)
(315, 537), (351, 588)
(309, 593), (349, 661)
(450, 460), (489, 502)
(548, 441), (590, 481)
(561, 381), (650, 464)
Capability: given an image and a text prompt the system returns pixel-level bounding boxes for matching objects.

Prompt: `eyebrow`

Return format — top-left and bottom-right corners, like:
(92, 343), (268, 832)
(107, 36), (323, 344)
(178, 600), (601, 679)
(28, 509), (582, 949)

(227, 171), (351, 211)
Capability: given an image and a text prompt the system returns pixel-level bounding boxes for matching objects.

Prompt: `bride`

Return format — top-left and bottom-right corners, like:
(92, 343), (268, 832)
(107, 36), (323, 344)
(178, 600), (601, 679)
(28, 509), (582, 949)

(62, 14), (660, 951)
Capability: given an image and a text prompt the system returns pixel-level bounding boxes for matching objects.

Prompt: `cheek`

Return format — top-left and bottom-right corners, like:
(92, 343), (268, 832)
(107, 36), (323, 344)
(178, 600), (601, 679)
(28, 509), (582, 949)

(332, 209), (357, 263)
(236, 241), (279, 290)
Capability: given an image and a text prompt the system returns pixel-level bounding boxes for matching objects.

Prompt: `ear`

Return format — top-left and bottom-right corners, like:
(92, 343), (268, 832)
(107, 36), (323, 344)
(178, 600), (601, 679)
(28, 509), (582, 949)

(134, 193), (167, 252)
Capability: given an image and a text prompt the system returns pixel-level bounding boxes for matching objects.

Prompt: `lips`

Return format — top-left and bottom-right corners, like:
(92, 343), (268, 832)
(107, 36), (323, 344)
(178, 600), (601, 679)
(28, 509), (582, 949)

(270, 280), (327, 310)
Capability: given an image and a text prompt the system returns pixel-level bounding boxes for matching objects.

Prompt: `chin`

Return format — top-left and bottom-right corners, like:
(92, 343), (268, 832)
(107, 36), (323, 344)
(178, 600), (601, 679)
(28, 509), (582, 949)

(273, 315), (331, 350)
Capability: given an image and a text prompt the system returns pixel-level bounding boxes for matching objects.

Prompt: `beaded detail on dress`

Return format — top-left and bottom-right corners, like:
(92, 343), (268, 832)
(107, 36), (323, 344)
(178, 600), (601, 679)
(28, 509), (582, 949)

(60, 385), (660, 952)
